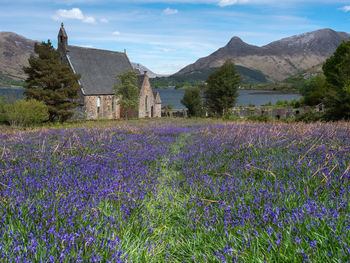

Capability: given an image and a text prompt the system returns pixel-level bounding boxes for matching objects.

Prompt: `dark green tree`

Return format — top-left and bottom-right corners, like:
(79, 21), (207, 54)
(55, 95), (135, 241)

(114, 70), (139, 119)
(300, 75), (327, 106)
(322, 40), (350, 120)
(23, 40), (81, 122)
(181, 87), (202, 117)
(205, 60), (241, 117)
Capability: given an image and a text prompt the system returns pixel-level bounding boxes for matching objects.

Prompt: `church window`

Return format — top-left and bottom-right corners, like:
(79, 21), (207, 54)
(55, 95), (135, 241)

(145, 96), (148, 112)
(112, 97), (115, 112)
(97, 97), (101, 114)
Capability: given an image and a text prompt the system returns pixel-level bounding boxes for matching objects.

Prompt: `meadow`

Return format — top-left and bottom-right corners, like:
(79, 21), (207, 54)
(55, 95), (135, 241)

(0, 120), (349, 262)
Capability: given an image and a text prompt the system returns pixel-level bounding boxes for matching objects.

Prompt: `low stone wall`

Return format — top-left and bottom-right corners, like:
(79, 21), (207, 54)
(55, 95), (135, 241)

(231, 106), (310, 119)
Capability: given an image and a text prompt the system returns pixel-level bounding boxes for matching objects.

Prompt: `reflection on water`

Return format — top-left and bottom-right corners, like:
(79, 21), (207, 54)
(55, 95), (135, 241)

(155, 88), (301, 109)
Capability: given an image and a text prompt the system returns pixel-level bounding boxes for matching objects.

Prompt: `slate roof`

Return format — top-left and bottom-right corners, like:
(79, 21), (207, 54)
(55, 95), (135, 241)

(137, 75), (146, 91)
(66, 45), (133, 95)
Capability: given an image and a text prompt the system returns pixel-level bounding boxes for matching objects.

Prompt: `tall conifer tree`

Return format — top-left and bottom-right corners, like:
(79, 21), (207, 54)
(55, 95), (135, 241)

(323, 40), (350, 120)
(205, 60), (241, 117)
(23, 40), (81, 122)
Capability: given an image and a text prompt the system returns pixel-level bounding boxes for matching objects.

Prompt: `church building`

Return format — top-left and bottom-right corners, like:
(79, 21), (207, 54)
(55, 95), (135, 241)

(57, 23), (161, 119)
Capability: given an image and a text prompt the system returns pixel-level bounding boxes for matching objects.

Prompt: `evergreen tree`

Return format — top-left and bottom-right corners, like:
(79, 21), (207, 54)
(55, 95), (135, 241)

(323, 40), (350, 120)
(23, 40), (81, 122)
(181, 87), (202, 117)
(205, 60), (241, 117)
(300, 75), (327, 106)
(114, 70), (139, 119)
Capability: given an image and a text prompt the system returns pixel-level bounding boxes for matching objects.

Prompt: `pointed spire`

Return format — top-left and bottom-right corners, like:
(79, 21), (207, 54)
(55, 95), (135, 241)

(58, 22), (68, 53)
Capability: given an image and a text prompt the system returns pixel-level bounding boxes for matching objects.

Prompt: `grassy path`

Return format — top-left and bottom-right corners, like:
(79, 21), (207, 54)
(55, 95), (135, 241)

(125, 132), (209, 262)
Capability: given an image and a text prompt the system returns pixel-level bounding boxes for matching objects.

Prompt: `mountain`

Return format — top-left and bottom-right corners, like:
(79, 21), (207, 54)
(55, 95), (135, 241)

(0, 32), (36, 87)
(175, 29), (350, 82)
(131, 62), (164, 78)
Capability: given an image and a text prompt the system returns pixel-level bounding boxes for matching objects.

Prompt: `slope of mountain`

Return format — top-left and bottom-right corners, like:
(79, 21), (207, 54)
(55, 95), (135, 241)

(0, 32), (36, 87)
(175, 29), (350, 82)
(131, 62), (164, 78)
(150, 65), (268, 88)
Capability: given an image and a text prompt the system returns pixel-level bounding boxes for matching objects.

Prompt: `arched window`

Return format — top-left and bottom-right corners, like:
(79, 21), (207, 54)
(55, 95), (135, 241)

(111, 96), (115, 112)
(97, 97), (101, 114)
(145, 95), (148, 112)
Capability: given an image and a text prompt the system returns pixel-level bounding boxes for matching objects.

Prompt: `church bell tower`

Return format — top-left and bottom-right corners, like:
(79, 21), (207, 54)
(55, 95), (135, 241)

(58, 23), (68, 54)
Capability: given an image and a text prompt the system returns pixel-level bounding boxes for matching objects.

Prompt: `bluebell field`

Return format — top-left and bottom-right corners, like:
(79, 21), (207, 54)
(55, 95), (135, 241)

(0, 120), (349, 262)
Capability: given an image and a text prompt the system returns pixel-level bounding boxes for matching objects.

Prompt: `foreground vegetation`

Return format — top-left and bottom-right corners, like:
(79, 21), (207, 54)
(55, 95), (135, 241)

(0, 119), (349, 262)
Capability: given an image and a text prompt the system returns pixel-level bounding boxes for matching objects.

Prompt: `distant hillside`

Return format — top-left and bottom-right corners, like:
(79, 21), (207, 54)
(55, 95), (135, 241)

(261, 64), (324, 91)
(0, 32), (36, 87)
(131, 62), (164, 78)
(175, 28), (350, 82)
(151, 65), (268, 88)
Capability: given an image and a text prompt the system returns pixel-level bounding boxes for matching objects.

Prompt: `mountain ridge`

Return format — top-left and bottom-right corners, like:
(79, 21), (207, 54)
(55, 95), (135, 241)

(175, 28), (350, 82)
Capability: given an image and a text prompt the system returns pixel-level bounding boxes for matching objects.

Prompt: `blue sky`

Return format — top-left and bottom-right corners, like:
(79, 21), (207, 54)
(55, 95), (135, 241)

(1, 0), (350, 74)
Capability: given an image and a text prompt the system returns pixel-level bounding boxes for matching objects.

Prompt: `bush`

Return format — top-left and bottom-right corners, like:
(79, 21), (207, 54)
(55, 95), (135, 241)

(0, 97), (6, 124)
(295, 111), (325, 123)
(181, 87), (203, 117)
(246, 115), (273, 122)
(4, 99), (49, 126)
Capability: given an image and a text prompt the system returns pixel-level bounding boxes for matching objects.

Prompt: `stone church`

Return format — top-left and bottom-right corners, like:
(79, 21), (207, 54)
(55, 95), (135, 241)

(57, 23), (161, 119)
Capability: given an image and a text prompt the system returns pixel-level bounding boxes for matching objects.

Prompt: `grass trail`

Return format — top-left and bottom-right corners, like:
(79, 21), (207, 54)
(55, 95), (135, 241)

(124, 132), (212, 262)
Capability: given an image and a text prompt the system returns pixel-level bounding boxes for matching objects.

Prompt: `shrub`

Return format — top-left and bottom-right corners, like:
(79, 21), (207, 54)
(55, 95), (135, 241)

(4, 99), (49, 126)
(0, 97), (6, 124)
(246, 115), (273, 122)
(295, 111), (325, 123)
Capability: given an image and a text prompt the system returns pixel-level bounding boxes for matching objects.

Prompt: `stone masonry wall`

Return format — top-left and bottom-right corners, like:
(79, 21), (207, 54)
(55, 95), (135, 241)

(84, 95), (120, 120)
(138, 80), (156, 118)
(154, 103), (161, 118)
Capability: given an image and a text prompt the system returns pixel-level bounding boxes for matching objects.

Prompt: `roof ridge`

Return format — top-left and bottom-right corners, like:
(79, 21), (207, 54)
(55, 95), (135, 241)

(68, 45), (127, 55)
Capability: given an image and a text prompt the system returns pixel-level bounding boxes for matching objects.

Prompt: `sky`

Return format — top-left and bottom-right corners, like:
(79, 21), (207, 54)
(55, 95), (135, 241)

(1, 0), (350, 75)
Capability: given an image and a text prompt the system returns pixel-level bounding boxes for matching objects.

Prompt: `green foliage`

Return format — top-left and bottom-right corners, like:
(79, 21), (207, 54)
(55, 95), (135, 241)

(246, 114), (273, 122)
(165, 103), (174, 110)
(23, 40), (81, 122)
(295, 111), (325, 123)
(300, 75), (327, 106)
(114, 70), (139, 119)
(0, 96), (6, 123)
(205, 60), (241, 117)
(322, 40), (350, 120)
(180, 86), (203, 117)
(3, 99), (49, 126)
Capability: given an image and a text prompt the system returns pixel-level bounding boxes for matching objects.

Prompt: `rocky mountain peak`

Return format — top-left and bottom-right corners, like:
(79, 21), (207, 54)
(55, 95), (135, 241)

(175, 28), (350, 82)
(227, 36), (245, 46)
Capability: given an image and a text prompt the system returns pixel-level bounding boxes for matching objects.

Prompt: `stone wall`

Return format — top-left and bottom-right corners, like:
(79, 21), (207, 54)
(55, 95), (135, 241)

(231, 106), (306, 119)
(84, 95), (120, 120)
(139, 80), (155, 118)
(154, 103), (162, 118)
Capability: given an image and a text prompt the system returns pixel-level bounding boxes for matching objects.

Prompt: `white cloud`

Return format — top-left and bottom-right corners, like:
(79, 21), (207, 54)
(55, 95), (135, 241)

(112, 31), (121, 36)
(83, 16), (96, 23)
(218, 0), (249, 7)
(100, 18), (109, 23)
(52, 8), (96, 24)
(163, 8), (179, 15)
(340, 6), (350, 12)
